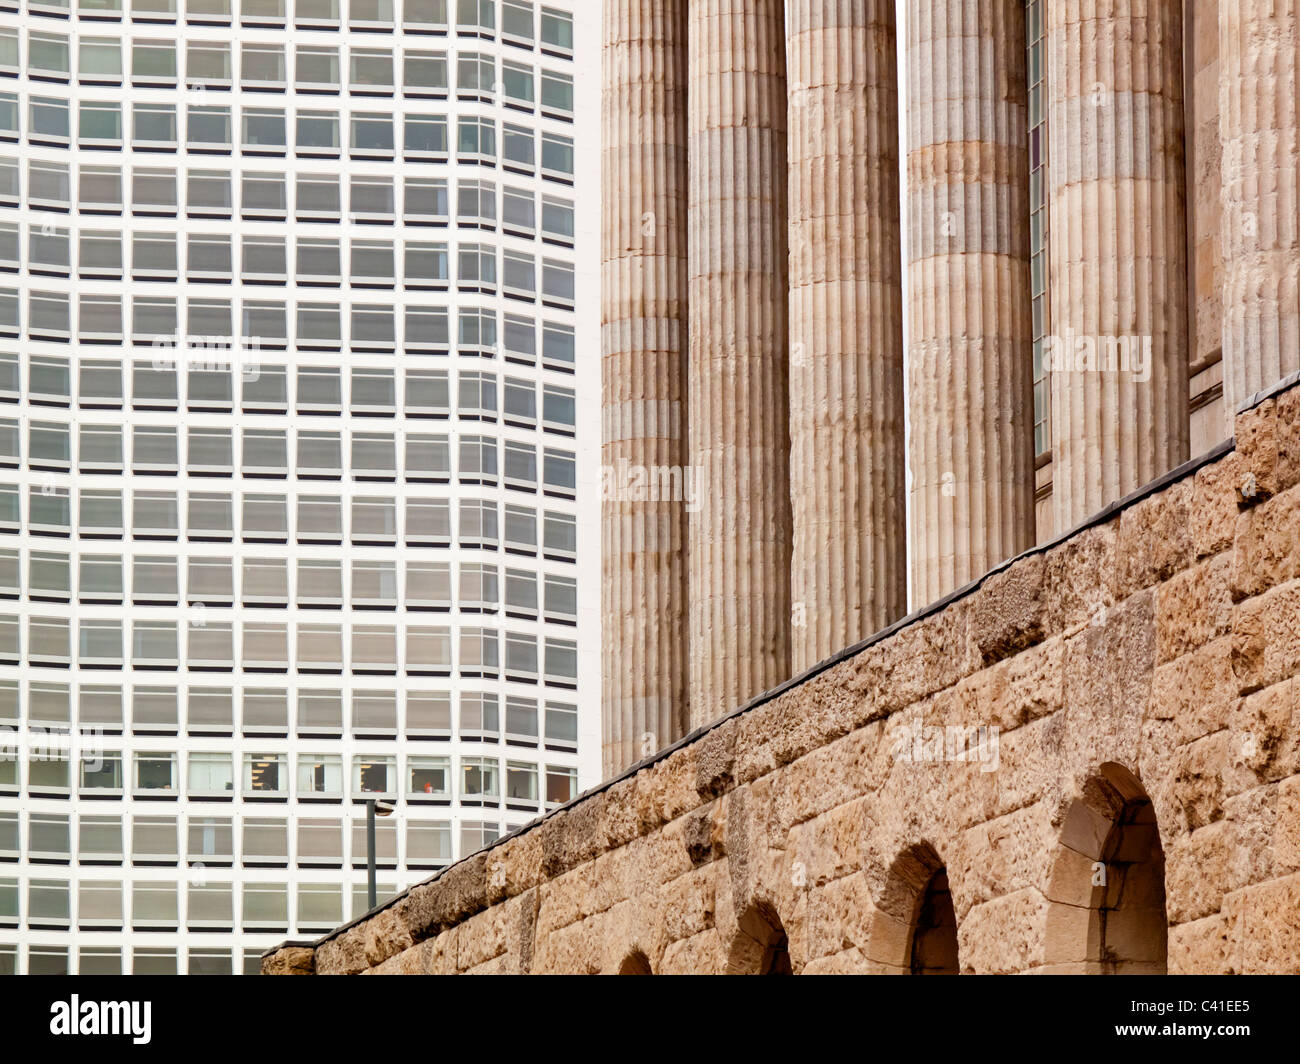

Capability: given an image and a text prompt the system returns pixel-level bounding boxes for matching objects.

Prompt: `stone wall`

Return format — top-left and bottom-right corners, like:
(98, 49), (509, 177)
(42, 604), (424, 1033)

(266, 379), (1300, 975)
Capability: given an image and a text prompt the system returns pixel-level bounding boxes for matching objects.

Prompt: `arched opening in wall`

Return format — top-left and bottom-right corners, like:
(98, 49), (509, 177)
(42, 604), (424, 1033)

(725, 902), (793, 975)
(617, 950), (652, 975)
(910, 870), (959, 975)
(1042, 763), (1168, 974)
(866, 842), (961, 974)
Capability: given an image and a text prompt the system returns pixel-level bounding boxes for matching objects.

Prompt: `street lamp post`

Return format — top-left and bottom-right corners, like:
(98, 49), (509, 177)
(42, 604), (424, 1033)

(366, 798), (394, 911)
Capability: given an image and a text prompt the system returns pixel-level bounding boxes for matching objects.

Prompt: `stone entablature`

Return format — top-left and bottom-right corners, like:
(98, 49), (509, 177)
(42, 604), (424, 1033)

(266, 378), (1300, 974)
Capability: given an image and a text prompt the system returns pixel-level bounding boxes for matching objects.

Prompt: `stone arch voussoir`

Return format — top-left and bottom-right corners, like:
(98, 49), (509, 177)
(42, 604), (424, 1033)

(865, 840), (961, 974)
(1040, 762), (1169, 974)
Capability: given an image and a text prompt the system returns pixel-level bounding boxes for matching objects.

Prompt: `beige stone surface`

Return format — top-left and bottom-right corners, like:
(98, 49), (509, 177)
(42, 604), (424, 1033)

(270, 386), (1300, 976)
(788, 0), (906, 667)
(687, 0), (794, 726)
(906, 0), (1035, 605)
(1220, 0), (1300, 415)
(259, 945), (315, 976)
(1045, 0), (1191, 529)
(602, 0), (692, 776)
(1190, 0), (1225, 383)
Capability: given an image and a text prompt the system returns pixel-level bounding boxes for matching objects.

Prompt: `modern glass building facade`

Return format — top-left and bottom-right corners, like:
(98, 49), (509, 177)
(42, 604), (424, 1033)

(0, 0), (599, 974)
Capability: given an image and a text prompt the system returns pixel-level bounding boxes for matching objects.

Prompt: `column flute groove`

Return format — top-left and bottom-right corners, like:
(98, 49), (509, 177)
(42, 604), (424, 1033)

(602, 0), (691, 777)
(1046, 0), (1189, 530)
(1220, 0), (1300, 416)
(906, 0), (1035, 606)
(788, 0), (906, 667)
(688, 0), (792, 726)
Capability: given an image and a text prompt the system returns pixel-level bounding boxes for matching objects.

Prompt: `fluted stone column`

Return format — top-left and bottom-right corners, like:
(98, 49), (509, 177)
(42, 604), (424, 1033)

(1220, 0), (1300, 415)
(602, 0), (691, 778)
(1047, 0), (1190, 530)
(906, 0), (1035, 606)
(688, 0), (792, 727)
(788, 0), (906, 670)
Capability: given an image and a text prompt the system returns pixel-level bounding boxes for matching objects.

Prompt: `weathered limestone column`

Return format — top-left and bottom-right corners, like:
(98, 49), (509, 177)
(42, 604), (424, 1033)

(787, 1), (906, 669)
(906, 0), (1035, 606)
(1220, 0), (1299, 415)
(602, 0), (691, 777)
(688, 0), (792, 726)
(1047, 0), (1190, 530)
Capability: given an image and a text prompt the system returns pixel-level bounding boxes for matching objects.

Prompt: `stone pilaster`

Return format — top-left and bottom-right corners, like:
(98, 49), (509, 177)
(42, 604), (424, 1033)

(602, 0), (691, 777)
(688, 0), (792, 726)
(787, 0), (906, 667)
(1047, 0), (1190, 530)
(1220, 0), (1300, 415)
(906, 0), (1035, 605)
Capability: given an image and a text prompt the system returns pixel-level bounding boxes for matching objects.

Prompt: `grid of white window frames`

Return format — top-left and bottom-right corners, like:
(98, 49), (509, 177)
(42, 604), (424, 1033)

(0, 0), (587, 975)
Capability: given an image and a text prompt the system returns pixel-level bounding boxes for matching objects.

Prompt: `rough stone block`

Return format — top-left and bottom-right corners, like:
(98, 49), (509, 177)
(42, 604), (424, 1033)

(1234, 397), (1280, 502)
(1060, 591), (1157, 751)
(1148, 636), (1237, 745)
(314, 927), (367, 976)
(1115, 479), (1195, 597)
(804, 871), (874, 962)
(260, 945), (315, 976)
(490, 829), (544, 903)
(1156, 553), (1233, 663)
(1222, 872), (1300, 974)
(788, 795), (874, 888)
(957, 889), (1048, 974)
(1165, 821), (1235, 924)
(970, 555), (1047, 664)
(953, 805), (1054, 919)
(1276, 775), (1300, 873)
(1192, 452), (1243, 559)
(1173, 732), (1232, 831)
(453, 902), (511, 972)
(1230, 679), (1300, 787)
(871, 600), (978, 714)
(363, 906), (415, 968)
(800, 948), (869, 975)
(1044, 519), (1119, 636)
(1275, 384), (1300, 492)
(1231, 579), (1300, 693)
(660, 865), (717, 941)
(953, 636), (1065, 735)
(1167, 912), (1231, 974)
(770, 726), (886, 836)
(394, 851), (489, 943)
(658, 928), (723, 975)
(693, 716), (738, 798)
(364, 942), (424, 976)
(1231, 482), (1300, 599)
